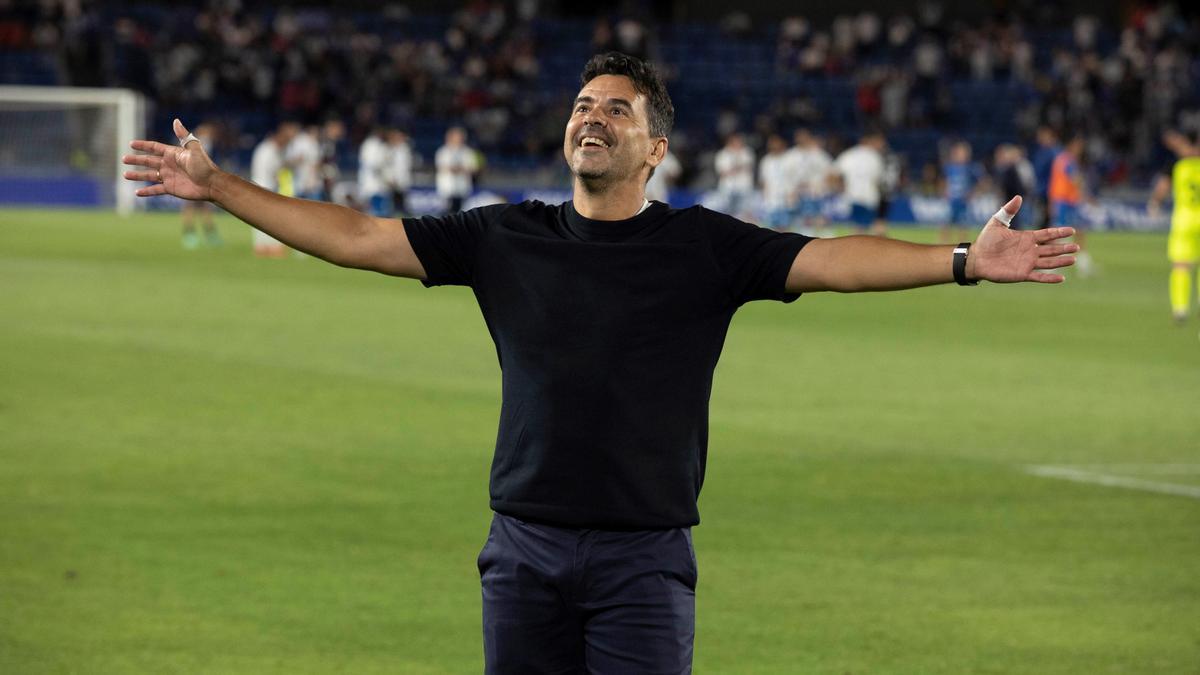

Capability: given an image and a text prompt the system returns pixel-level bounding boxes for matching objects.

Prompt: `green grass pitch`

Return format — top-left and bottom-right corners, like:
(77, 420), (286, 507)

(1, 208), (1197, 673)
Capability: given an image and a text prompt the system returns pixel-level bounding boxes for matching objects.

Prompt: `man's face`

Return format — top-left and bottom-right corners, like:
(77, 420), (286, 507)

(563, 74), (662, 187)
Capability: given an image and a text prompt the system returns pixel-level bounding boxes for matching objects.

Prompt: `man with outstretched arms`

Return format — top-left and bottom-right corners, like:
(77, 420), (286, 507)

(124, 52), (1077, 674)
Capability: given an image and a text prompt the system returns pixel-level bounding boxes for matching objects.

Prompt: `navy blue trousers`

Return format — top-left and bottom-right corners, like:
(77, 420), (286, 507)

(478, 512), (697, 674)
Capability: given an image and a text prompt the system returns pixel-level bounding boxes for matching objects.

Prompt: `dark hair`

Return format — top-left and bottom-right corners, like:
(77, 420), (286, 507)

(580, 52), (674, 139)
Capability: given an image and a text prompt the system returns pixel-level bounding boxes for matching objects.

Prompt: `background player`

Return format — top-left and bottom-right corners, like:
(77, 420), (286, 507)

(358, 127), (390, 217)
(248, 122), (298, 257)
(786, 129), (833, 237)
(758, 133), (793, 230)
(1031, 126), (1061, 230)
(434, 126), (479, 214)
(1049, 134), (1094, 275)
(644, 148), (681, 204)
(287, 124), (324, 202)
(1149, 130), (1200, 326)
(832, 131), (886, 234)
(714, 132), (755, 221)
(941, 140), (984, 243)
(180, 122), (221, 249)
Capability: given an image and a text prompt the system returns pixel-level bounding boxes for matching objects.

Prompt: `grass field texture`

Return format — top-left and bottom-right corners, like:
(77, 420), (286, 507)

(1, 208), (1197, 674)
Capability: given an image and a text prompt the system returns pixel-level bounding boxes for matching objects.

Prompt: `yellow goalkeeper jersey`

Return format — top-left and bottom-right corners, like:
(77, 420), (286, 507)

(1173, 157), (1200, 222)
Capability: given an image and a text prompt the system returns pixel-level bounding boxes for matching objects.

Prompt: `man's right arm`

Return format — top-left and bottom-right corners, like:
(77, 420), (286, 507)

(124, 119), (426, 278)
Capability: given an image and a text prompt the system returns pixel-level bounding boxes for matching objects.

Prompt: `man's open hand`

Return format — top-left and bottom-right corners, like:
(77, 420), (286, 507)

(122, 119), (220, 201)
(966, 196), (1079, 283)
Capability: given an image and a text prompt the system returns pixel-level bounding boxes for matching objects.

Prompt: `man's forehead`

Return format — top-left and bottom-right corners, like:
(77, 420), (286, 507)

(576, 75), (643, 106)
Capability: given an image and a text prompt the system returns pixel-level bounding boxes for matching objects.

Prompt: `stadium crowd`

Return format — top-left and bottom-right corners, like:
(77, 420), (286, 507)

(3, 1), (1198, 196)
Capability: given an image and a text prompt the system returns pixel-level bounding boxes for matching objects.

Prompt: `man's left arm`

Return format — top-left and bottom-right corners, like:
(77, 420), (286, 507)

(786, 196), (1079, 292)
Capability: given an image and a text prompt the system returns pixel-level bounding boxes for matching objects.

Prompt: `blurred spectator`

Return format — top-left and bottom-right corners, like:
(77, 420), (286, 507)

(10, 1), (1198, 193)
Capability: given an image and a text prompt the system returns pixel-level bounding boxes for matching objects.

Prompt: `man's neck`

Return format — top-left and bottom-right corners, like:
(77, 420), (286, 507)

(572, 179), (648, 220)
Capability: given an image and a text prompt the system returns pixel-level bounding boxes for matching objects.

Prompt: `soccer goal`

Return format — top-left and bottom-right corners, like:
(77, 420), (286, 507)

(0, 85), (147, 215)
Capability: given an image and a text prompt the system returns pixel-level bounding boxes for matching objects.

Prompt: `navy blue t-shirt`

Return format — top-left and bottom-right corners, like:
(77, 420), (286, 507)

(403, 200), (811, 529)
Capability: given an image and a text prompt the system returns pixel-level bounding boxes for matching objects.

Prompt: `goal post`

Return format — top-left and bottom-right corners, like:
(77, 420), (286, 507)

(0, 85), (147, 215)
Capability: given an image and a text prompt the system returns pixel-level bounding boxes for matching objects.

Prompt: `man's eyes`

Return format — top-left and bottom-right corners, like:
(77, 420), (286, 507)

(574, 106), (627, 116)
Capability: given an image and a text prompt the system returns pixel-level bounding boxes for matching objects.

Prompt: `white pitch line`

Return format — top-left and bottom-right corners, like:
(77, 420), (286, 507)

(1025, 465), (1200, 500)
(1061, 463), (1200, 476)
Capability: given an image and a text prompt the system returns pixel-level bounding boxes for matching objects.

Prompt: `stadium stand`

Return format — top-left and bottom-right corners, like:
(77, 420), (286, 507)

(2, 1), (1197, 195)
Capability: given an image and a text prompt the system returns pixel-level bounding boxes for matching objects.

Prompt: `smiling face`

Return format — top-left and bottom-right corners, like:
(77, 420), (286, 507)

(564, 74), (665, 190)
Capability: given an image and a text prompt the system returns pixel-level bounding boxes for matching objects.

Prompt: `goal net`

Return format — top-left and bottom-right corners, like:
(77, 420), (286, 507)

(0, 86), (147, 215)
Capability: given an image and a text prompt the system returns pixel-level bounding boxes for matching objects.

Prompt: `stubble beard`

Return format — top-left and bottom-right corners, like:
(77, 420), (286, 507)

(570, 149), (633, 194)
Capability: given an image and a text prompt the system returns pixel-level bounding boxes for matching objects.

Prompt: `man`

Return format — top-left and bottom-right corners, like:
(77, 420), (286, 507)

(832, 131), (886, 234)
(994, 144), (1036, 230)
(1049, 134), (1093, 275)
(248, 122), (298, 257)
(358, 128), (391, 217)
(1031, 125), (1061, 230)
(386, 129), (416, 218)
(287, 124), (324, 201)
(785, 129), (832, 237)
(319, 118), (346, 203)
(1149, 130), (1200, 326)
(124, 52), (1077, 673)
(435, 126), (480, 214)
(757, 133), (793, 230)
(714, 132), (755, 220)
(180, 122), (221, 249)
(940, 141), (984, 243)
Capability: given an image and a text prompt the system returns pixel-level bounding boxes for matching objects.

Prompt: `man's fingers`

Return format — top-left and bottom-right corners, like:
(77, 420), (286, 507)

(134, 184), (167, 197)
(1035, 255), (1076, 270)
(1035, 226), (1075, 243)
(1027, 271), (1065, 283)
(122, 154), (161, 169)
(129, 139), (172, 155)
(123, 169), (159, 182)
(173, 118), (191, 143)
(989, 195), (1022, 227)
(1037, 242), (1080, 257)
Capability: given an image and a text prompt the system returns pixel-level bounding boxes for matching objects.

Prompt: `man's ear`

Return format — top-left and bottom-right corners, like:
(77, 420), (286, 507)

(647, 137), (668, 169)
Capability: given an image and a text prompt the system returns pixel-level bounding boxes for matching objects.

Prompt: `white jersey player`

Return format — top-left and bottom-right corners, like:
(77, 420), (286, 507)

(645, 150), (681, 204)
(358, 129), (390, 216)
(249, 122), (299, 256)
(832, 132), (886, 234)
(784, 129), (833, 236)
(757, 134), (792, 230)
(714, 133), (755, 220)
(286, 125), (323, 201)
(386, 129), (416, 217)
(435, 126), (480, 214)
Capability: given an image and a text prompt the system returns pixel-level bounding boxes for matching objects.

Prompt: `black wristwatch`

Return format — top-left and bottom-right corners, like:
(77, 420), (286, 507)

(953, 243), (978, 286)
